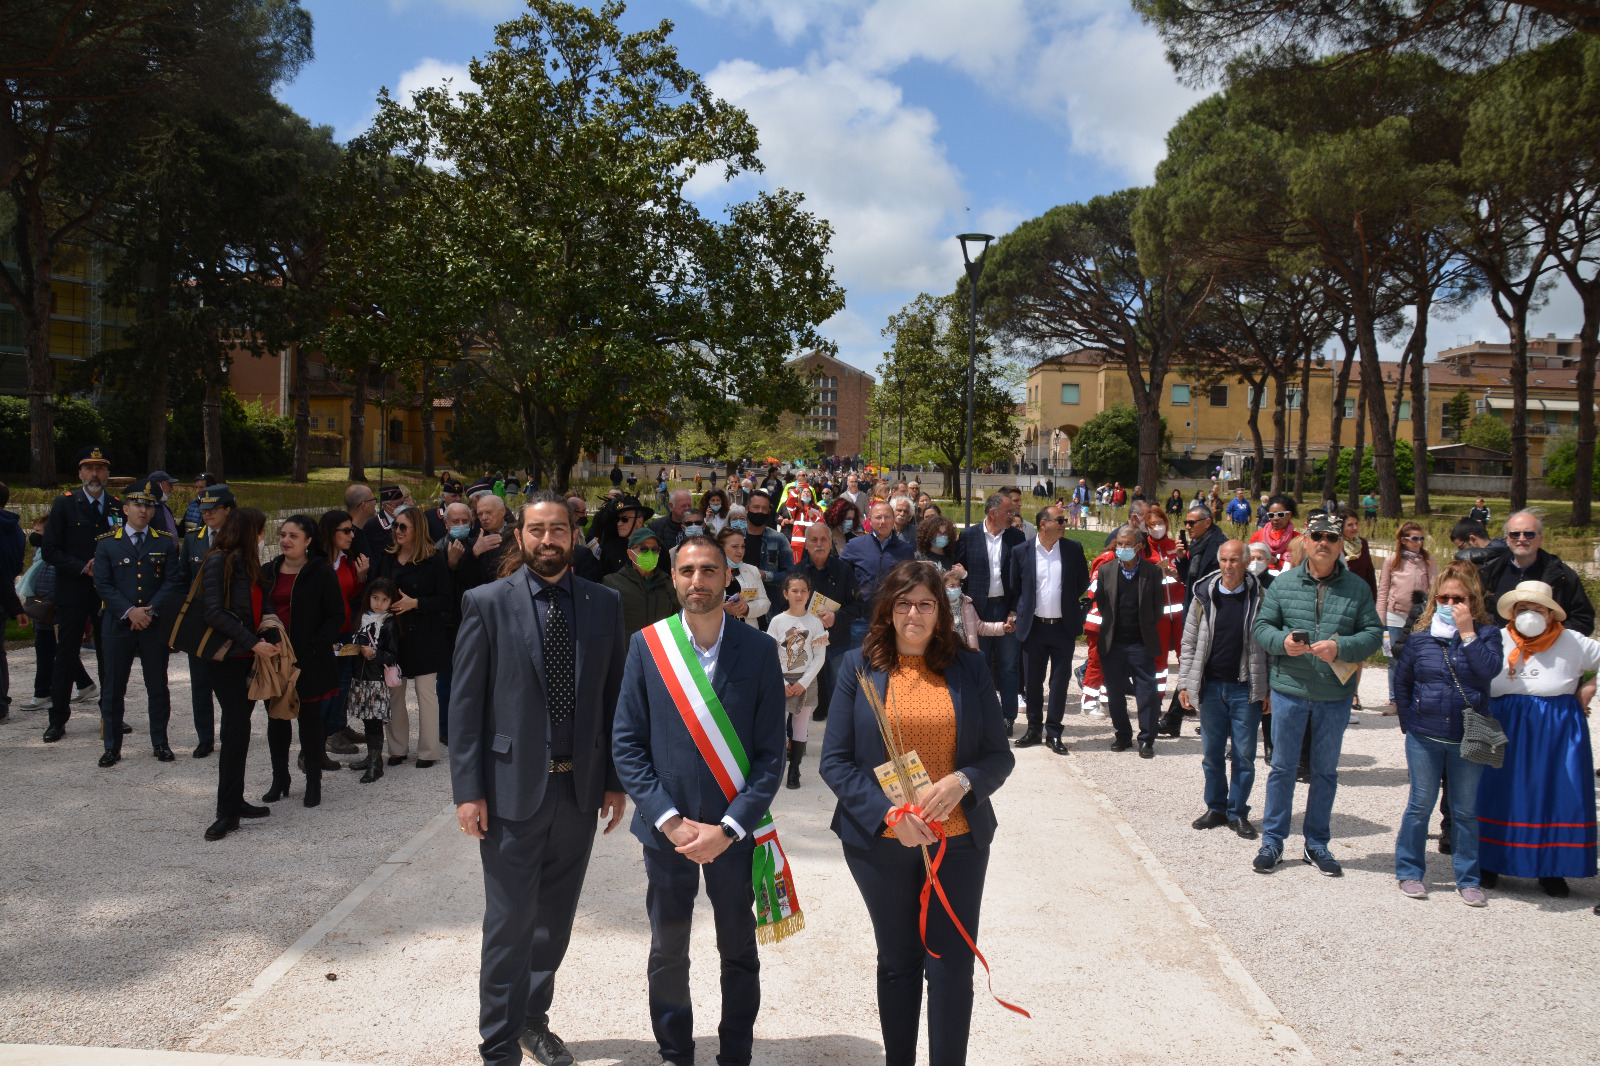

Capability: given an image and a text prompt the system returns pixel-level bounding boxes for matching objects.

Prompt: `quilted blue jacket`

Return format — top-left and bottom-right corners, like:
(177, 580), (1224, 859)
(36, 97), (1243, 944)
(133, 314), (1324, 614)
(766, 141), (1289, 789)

(1392, 625), (1503, 742)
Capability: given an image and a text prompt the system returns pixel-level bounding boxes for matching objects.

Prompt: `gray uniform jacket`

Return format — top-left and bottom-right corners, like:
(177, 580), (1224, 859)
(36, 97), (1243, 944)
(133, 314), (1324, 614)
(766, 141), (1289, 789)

(1175, 570), (1269, 704)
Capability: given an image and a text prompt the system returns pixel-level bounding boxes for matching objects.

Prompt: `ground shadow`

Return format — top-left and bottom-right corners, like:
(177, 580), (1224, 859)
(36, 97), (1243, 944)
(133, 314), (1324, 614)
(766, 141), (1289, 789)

(567, 1032), (882, 1066)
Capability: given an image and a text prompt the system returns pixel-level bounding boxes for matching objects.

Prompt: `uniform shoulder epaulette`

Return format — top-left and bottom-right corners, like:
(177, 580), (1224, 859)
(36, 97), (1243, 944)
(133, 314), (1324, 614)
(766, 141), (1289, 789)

(95, 530), (117, 541)
(62, 490), (73, 496)
(150, 529), (171, 538)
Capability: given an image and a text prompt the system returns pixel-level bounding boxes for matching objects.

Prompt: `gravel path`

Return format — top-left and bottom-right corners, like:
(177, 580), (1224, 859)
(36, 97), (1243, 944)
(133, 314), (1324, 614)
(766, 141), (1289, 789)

(1067, 666), (1600, 1066)
(0, 644), (453, 1051)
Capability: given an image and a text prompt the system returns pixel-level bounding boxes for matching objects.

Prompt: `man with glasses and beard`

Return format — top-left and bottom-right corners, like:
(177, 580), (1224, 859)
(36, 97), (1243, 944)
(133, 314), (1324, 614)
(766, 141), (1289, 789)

(1478, 510), (1594, 638)
(450, 493), (629, 1066)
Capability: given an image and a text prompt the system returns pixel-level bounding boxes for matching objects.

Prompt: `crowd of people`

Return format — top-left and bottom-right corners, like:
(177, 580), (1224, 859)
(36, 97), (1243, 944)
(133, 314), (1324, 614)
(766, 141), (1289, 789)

(3, 453), (1596, 1066)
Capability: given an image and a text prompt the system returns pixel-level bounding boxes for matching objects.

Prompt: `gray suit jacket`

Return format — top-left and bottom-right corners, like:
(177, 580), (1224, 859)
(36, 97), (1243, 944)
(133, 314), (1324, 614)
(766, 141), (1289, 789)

(448, 568), (627, 821)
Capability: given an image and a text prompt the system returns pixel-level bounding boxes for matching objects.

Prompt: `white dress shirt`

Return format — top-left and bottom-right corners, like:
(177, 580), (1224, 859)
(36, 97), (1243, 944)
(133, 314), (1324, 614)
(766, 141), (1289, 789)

(983, 525), (1006, 596)
(1034, 538), (1062, 619)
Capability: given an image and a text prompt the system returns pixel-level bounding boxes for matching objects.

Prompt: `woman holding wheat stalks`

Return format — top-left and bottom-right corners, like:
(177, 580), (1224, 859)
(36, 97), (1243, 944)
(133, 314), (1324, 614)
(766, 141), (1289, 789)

(819, 560), (1017, 1066)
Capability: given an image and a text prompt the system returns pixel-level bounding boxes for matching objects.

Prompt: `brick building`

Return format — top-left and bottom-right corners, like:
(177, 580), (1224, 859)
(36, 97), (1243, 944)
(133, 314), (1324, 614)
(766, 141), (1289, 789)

(787, 350), (874, 458)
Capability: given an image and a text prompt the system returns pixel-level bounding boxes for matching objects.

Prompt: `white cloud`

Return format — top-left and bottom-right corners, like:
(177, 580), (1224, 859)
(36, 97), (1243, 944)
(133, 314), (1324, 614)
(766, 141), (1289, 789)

(396, 57), (474, 105)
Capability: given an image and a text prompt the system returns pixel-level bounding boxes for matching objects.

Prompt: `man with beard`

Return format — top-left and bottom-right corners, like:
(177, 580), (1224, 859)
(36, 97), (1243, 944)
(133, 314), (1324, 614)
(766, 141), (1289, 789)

(451, 493), (629, 1066)
(40, 446), (124, 742)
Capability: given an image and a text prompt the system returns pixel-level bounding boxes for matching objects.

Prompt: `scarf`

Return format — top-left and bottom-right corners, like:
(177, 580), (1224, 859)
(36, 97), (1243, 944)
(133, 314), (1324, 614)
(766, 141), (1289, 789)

(1506, 617), (1563, 678)
(1342, 538), (1362, 560)
(1260, 523), (1296, 555)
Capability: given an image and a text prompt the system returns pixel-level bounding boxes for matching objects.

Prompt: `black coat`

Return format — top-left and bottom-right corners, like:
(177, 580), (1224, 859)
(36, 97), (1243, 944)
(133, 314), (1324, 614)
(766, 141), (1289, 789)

(260, 554), (346, 698)
(1478, 548), (1596, 637)
(1177, 523), (1225, 613)
(375, 549), (456, 676)
(1092, 558), (1166, 663)
(796, 550), (863, 652)
(200, 550), (260, 657)
(41, 487), (123, 607)
(455, 525), (519, 592)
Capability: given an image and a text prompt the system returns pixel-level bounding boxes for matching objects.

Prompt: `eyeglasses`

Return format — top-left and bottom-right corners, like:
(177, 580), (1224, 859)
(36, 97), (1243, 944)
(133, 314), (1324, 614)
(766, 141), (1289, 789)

(893, 600), (939, 616)
(1506, 530), (1539, 540)
(1183, 518), (1201, 526)
(1307, 532), (1341, 544)
(335, 526), (354, 535)
(1267, 511), (1290, 519)
(1436, 595), (1467, 605)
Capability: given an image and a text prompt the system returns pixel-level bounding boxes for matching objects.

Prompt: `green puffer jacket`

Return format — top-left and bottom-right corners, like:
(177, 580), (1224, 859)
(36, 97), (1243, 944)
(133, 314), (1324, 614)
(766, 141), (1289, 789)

(1253, 558), (1384, 701)
(603, 566), (678, 635)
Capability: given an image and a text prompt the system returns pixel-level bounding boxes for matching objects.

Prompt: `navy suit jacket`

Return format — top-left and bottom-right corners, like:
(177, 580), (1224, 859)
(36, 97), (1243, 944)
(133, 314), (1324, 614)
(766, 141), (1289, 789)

(819, 649), (1016, 851)
(1007, 535), (1091, 643)
(448, 569), (627, 822)
(612, 614), (787, 849)
(953, 522), (1025, 615)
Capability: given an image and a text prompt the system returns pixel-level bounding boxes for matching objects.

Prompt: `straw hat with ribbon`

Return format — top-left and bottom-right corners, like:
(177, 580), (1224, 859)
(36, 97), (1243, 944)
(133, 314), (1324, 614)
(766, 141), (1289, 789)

(1495, 580), (1566, 622)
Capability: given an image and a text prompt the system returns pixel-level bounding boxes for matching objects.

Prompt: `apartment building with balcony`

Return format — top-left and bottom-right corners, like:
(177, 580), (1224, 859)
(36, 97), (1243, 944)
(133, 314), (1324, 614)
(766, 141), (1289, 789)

(787, 350), (873, 458)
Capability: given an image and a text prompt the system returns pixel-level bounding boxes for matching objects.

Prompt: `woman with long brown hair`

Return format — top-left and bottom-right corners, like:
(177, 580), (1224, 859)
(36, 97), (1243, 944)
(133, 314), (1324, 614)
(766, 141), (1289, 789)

(1378, 520), (1437, 713)
(819, 560), (1015, 1066)
(201, 507), (277, 841)
(373, 505), (453, 767)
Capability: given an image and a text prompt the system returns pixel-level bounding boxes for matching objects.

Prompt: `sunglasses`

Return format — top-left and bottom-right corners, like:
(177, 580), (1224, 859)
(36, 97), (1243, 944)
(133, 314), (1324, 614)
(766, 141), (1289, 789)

(1183, 518), (1202, 526)
(1403, 534), (1424, 543)
(1436, 595), (1467, 605)
(1506, 530), (1539, 540)
(335, 526), (354, 535)
(1267, 511), (1290, 519)
(1307, 532), (1341, 544)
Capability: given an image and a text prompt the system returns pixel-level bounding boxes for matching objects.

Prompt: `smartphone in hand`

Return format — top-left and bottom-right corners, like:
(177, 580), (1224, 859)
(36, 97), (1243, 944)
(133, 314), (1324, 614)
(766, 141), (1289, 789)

(1289, 630), (1311, 645)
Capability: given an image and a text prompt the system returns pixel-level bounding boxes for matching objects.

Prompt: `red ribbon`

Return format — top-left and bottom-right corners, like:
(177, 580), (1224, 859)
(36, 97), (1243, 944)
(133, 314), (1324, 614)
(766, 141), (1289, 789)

(886, 804), (1031, 1018)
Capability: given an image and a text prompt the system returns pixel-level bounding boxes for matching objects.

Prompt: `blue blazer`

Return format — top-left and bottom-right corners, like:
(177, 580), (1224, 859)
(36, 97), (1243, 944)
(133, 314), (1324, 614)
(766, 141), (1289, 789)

(818, 648), (1016, 851)
(612, 615), (787, 849)
(953, 523), (1025, 615)
(1006, 535), (1091, 642)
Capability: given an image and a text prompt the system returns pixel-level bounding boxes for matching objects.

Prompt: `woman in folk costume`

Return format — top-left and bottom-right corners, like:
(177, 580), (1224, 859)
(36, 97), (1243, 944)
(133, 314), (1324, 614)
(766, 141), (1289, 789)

(1479, 580), (1599, 900)
(1247, 493), (1299, 572)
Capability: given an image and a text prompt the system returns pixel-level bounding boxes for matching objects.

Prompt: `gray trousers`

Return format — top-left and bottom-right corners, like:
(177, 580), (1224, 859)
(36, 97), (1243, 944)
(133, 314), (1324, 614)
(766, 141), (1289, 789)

(477, 773), (598, 1065)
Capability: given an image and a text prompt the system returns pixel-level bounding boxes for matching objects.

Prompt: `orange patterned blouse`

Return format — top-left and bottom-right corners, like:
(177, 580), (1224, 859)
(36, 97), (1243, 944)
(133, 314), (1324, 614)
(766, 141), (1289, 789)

(881, 655), (969, 838)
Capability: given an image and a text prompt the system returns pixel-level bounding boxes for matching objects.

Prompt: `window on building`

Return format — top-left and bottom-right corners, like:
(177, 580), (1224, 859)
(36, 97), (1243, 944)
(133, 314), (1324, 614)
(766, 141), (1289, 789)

(1060, 383), (1080, 404)
(1208, 385), (1228, 407)
(830, 376), (838, 388)
(443, 418), (451, 432)
(1398, 400), (1411, 421)
(326, 415), (337, 431)
(309, 416), (320, 430)
(1171, 383), (1191, 405)
(1545, 408), (1560, 424)
(389, 418), (403, 444)
(1249, 386), (1264, 408)
(1342, 398), (1356, 419)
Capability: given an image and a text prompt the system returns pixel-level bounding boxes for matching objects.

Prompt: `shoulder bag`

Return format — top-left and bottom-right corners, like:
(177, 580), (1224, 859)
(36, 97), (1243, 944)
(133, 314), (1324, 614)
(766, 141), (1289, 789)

(1442, 639), (1508, 768)
(160, 554), (237, 661)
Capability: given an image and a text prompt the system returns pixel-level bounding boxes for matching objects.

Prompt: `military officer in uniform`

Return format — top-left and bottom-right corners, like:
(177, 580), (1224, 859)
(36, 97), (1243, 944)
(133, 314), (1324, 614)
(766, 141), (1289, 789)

(41, 446), (123, 742)
(93, 477), (184, 766)
(179, 483), (235, 757)
(426, 477), (465, 541)
(366, 484), (403, 556)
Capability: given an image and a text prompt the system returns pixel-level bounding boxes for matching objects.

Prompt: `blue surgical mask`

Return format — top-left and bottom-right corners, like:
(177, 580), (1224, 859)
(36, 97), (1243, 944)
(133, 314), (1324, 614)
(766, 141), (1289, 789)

(1434, 605), (1458, 629)
(683, 524), (703, 538)
(842, 519), (854, 532)
(709, 502), (721, 512)
(448, 525), (471, 540)
(933, 534), (949, 549)
(730, 519), (748, 532)
(1115, 547), (1137, 564)
(945, 586), (961, 604)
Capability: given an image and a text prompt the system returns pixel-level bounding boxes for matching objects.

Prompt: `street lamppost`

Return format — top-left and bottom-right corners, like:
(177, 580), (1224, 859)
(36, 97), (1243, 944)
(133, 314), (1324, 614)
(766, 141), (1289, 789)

(957, 232), (993, 527)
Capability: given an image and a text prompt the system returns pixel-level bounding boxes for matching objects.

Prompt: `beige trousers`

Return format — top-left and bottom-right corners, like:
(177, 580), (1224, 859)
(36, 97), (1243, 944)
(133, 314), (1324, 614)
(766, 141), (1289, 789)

(386, 673), (440, 761)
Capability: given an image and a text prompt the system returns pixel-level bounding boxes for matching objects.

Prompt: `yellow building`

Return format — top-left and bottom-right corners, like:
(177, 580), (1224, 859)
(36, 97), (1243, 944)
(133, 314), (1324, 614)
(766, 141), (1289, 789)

(0, 237), (135, 393)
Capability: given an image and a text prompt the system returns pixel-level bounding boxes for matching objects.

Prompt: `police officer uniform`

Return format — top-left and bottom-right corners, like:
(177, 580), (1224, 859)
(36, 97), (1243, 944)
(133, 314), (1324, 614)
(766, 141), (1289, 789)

(365, 485), (402, 556)
(40, 446), (123, 741)
(179, 484), (235, 755)
(426, 478), (464, 542)
(93, 477), (184, 765)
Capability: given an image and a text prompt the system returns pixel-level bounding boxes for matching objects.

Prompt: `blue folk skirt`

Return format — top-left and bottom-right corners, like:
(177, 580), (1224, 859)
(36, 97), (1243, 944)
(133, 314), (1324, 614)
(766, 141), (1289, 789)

(1477, 693), (1597, 879)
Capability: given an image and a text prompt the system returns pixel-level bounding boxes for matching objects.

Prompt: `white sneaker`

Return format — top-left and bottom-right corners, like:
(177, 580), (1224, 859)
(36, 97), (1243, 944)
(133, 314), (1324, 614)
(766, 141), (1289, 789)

(17, 695), (50, 711)
(1349, 713), (1359, 725)
(1087, 704), (1106, 718)
(72, 683), (99, 704)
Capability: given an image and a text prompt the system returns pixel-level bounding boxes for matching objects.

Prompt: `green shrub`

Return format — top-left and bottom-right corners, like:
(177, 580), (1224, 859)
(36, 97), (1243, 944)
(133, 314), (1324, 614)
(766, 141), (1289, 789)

(0, 395), (111, 476)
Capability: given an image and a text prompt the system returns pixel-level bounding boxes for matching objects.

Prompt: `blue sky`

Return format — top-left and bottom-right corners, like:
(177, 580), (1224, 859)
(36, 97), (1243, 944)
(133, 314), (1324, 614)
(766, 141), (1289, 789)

(278, 0), (1579, 378)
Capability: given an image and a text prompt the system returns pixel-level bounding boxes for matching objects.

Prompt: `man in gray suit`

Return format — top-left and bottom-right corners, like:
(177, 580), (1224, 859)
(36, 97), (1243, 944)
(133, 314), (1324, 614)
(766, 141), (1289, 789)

(451, 493), (629, 1066)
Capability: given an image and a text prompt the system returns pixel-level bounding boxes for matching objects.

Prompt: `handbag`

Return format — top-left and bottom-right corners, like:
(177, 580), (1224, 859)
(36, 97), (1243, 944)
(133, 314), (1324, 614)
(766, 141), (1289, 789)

(160, 554), (236, 661)
(1442, 640), (1508, 768)
(383, 663), (403, 688)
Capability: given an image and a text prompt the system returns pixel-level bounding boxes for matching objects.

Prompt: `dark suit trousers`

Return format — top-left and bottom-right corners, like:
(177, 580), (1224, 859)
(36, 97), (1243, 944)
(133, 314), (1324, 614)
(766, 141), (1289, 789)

(478, 772), (597, 1066)
(844, 835), (989, 1066)
(1102, 642), (1159, 745)
(212, 658), (257, 817)
(49, 601), (105, 728)
(1022, 623), (1074, 738)
(642, 839), (760, 1066)
(975, 601), (1020, 721)
(99, 618), (172, 752)
(189, 653), (216, 744)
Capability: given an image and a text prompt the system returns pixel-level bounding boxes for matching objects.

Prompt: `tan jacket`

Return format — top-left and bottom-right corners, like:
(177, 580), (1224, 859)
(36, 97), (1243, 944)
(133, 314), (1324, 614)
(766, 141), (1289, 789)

(247, 616), (301, 720)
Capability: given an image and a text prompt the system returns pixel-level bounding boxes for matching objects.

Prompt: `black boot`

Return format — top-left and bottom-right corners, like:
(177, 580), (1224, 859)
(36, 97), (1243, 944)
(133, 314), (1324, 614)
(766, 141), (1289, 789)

(786, 741), (805, 790)
(263, 718), (292, 802)
(360, 738), (384, 784)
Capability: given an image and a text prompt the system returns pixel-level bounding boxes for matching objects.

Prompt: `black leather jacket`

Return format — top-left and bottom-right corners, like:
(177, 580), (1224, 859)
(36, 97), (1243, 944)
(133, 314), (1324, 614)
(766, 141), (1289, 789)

(200, 551), (259, 655)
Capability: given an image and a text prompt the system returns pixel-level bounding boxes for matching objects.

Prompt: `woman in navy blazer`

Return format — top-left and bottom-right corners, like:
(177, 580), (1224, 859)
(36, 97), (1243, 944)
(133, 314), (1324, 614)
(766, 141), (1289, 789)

(819, 560), (1015, 1066)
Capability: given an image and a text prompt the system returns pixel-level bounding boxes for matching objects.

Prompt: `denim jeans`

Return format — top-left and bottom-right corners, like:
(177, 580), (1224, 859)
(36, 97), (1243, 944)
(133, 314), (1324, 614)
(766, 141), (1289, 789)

(1199, 680), (1260, 821)
(1395, 732), (1485, 887)
(976, 631), (1022, 722)
(1260, 689), (1352, 850)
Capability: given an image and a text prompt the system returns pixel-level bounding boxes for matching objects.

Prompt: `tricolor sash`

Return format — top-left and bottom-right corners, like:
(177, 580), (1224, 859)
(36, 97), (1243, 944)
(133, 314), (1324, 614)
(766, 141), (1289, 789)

(641, 615), (805, 944)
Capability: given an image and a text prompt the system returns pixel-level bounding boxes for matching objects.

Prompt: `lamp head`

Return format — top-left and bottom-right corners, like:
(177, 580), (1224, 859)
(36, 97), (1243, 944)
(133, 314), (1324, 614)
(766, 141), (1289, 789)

(957, 233), (994, 278)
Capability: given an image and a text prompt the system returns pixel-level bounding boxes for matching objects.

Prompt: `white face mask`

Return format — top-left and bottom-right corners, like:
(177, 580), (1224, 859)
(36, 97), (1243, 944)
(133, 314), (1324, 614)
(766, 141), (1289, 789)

(1147, 525), (1167, 539)
(1514, 610), (1548, 638)
(1247, 559), (1267, 575)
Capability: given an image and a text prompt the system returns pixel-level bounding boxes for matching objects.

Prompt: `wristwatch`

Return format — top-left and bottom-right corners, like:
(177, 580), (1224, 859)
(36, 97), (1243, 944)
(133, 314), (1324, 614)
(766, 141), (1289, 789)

(953, 771), (973, 794)
(720, 822), (739, 840)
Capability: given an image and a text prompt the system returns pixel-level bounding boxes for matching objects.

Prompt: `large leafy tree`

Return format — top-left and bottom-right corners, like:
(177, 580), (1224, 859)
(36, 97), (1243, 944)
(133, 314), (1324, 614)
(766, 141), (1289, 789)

(357, 1), (841, 492)
(979, 188), (1215, 497)
(880, 292), (1018, 504)
(1, 0), (311, 485)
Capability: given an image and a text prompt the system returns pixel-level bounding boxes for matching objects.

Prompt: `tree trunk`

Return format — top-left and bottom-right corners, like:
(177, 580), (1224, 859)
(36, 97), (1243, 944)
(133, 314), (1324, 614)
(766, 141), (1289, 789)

(420, 357), (436, 478)
(1294, 351), (1312, 503)
(202, 356), (225, 483)
(144, 340), (170, 473)
(514, 386), (543, 494)
(1569, 286), (1598, 527)
(22, 266), (56, 487)
(1352, 299), (1403, 516)
(1322, 332), (1357, 506)
(1347, 377), (1367, 513)
(1388, 348), (1410, 442)
(1245, 372), (1266, 498)
(1270, 375), (1288, 494)
(347, 363), (369, 482)
(1505, 314), (1530, 511)
(291, 343), (311, 483)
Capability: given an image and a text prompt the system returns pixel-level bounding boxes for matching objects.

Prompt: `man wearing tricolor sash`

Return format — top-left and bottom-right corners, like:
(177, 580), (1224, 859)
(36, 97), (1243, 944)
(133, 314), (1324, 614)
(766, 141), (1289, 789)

(613, 535), (792, 1066)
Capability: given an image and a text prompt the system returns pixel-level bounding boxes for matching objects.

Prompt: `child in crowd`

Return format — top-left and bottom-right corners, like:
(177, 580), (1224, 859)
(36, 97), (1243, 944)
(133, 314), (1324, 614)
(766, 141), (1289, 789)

(766, 572), (828, 790)
(346, 578), (400, 784)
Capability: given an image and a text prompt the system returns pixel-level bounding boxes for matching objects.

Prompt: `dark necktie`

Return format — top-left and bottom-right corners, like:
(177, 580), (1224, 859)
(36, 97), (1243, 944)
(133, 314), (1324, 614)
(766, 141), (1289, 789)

(131, 530), (143, 553)
(539, 586), (574, 725)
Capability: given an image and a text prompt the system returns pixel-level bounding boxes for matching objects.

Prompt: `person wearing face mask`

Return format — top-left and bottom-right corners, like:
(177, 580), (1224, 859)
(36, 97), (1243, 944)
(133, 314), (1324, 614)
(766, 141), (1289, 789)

(700, 488), (732, 535)
(914, 514), (963, 577)
(823, 497), (862, 555)
(1377, 521), (1437, 714)
(1390, 565), (1502, 906)
(796, 519), (862, 724)
(1091, 528), (1167, 757)
(742, 491), (792, 617)
(603, 528), (676, 635)
(594, 495), (655, 578)
(679, 508), (707, 543)
(1478, 580), (1600, 900)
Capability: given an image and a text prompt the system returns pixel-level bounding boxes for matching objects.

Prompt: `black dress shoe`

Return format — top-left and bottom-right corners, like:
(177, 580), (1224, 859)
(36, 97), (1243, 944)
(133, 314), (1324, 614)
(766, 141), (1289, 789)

(519, 1027), (575, 1066)
(810, 707), (827, 722)
(1046, 737), (1070, 755)
(387, 755), (406, 766)
(119, 722), (133, 735)
(1139, 742), (1155, 759)
(1192, 810), (1229, 830)
(414, 759), (435, 768)
(98, 751), (120, 768)
(42, 724), (64, 743)
(263, 776), (293, 803)
(205, 816), (239, 841)
(238, 802), (271, 819)
(1230, 817), (1258, 840)
(1539, 876), (1570, 898)
(1111, 737), (1133, 752)
(192, 740), (214, 758)
(153, 745), (175, 762)
(1004, 718), (1015, 737)
(1014, 729), (1043, 749)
